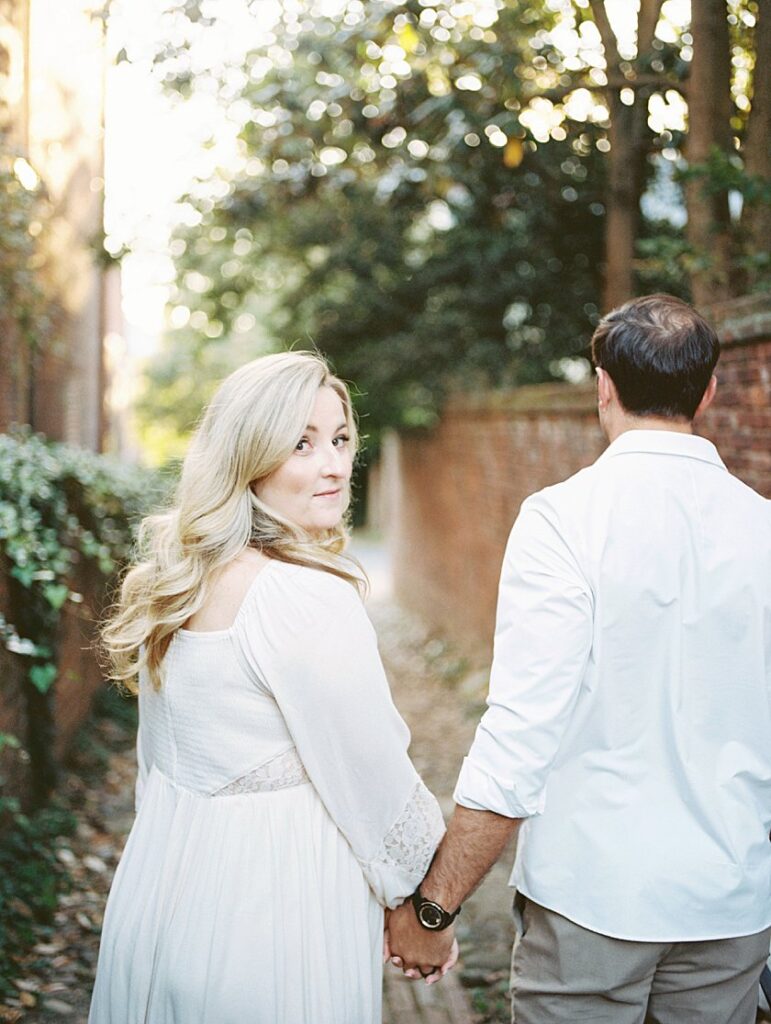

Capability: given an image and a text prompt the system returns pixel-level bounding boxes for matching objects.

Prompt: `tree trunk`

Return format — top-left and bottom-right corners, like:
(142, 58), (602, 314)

(685, 0), (733, 307)
(743, 1), (771, 288)
(588, 0), (664, 312)
(604, 96), (644, 311)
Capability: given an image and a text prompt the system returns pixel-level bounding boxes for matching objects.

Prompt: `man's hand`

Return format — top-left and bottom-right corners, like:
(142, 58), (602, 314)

(385, 805), (521, 983)
(385, 901), (456, 983)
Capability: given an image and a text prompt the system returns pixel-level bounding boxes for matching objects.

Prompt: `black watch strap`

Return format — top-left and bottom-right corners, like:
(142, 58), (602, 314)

(410, 888), (461, 931)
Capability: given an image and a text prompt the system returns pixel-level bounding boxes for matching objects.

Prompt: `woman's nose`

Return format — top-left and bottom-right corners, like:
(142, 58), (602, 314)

(320, 445), (346, 476)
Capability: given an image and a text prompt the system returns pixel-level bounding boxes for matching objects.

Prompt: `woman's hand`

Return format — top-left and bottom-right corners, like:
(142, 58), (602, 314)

(394, 936), (459, 985)
(419, 937), (459, 984)
(383, 908), (392, 963)
(385, 901), (458, 984)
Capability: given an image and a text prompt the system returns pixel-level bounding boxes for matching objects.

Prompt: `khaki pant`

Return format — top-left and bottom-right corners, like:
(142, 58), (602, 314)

(510, 894), (771, 1024)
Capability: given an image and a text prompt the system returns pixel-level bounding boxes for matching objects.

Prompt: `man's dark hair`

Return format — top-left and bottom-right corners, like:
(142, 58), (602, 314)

(590, 294), (720, 420)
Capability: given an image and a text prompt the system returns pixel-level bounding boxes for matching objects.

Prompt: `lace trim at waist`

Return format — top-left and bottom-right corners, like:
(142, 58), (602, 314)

(211, 747), (309, 796)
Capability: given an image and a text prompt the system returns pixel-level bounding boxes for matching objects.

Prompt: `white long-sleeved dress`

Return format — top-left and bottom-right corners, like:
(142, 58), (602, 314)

(88, 560), (445, 1024)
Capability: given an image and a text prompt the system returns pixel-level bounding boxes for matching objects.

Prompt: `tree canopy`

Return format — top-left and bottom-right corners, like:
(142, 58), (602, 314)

(131, 0), (769, 453)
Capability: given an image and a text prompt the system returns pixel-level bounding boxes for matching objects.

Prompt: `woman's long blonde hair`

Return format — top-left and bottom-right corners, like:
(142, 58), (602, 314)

(102, 351), (361, 693)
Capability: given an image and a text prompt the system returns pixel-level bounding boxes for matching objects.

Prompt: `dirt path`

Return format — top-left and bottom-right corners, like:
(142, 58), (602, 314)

(2, 710), (137, 1023)
(371, 596), (515, 1024)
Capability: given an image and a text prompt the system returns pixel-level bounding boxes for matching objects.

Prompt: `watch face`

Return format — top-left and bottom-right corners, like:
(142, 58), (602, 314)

(418, 902), (444, 930)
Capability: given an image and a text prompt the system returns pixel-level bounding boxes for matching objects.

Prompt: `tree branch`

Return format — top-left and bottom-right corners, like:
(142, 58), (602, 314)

(745, 0), (771, 179)
(586, 0), (622, 72)
(606, 72), (686, 93)
(534, 73), (687, 106)
(637, 0), (665, 58)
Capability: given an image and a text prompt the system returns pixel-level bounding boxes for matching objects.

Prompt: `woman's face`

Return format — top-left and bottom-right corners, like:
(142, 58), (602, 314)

(255, 385), (354, 533)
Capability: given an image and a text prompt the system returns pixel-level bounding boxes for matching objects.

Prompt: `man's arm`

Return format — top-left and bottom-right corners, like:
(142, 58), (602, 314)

(386, 805), (521, 975)
(388, 496), (593, 977)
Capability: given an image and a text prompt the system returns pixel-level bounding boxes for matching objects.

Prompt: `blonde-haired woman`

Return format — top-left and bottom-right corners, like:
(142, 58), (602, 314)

(88, 352), (451, 1024)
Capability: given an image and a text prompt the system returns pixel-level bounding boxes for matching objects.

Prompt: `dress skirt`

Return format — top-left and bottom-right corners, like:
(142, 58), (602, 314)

(88, 766), (384, 1024)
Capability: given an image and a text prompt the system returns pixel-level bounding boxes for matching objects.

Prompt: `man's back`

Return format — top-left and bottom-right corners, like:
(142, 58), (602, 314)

(390, 295), (771, 1023)
(512, 429), (771, 940)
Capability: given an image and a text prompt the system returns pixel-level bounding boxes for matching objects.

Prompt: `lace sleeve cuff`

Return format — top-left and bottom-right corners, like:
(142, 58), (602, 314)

(362, 778), (446, 908)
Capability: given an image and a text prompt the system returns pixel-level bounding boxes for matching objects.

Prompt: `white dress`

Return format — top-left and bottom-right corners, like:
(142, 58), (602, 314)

(88, 560), (445, 1024)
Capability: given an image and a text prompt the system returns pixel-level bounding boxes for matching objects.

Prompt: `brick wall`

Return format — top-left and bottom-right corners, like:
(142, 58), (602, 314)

(0, 562), (32, 800)
(0, 322), (33, 434)
(380, 295), (771, 656)
(0, 0), (108, 448)
(0, 556), (108, 806)
(697, 294), (771, 495)
(0, 0), (113, 804)
(379, 386), (605, 657)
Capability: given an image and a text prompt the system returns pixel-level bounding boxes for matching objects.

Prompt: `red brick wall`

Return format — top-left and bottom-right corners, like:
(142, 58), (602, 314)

(0, 322), (33, 433)
(697, 295), (771, 495)
(0, 563), (33, 800)
(382, 295), (771, 656)
(0, 556), (108, 806)
(52, 558), (109, 759)
(0, 0), (107, 449)
(381, 385), (606, 657)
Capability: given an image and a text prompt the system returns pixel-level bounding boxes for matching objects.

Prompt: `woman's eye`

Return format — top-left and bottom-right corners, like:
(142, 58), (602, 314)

(295, 438), (310, 452)
(332, 434), (350, 447)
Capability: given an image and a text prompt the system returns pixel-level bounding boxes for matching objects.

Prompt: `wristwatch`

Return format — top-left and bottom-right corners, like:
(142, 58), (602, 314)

(410, 888), (461, 931)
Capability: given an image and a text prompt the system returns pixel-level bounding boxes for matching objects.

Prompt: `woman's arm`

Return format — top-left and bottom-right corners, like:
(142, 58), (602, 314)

(235, 567), (446, 907)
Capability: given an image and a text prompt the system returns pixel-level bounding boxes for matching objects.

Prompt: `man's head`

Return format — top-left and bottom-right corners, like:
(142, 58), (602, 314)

(591, 294), (720, 427)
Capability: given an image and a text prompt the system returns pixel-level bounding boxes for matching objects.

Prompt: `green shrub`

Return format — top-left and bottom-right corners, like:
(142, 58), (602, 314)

(0, 428), (167, 700)
(0, 430), (166, 996)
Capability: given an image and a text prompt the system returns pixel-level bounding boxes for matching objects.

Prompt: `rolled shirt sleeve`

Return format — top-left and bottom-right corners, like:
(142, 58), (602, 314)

(454, 494), (594, 818)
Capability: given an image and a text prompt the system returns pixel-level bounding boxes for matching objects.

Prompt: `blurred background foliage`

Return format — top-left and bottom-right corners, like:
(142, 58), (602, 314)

(132, 0), (768, 454)
(0, 158), (61, 427)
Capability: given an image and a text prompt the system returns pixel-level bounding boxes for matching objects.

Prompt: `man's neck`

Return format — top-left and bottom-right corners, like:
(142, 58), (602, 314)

(605, 414), (693, 444)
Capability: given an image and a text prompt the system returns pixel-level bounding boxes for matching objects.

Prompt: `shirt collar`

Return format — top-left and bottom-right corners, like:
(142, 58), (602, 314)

(598, 429), (726, 469)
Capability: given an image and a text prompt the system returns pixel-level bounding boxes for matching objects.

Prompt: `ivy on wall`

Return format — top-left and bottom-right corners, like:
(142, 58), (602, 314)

(0, 431), (163, 998)
(0, 429), (164, 799)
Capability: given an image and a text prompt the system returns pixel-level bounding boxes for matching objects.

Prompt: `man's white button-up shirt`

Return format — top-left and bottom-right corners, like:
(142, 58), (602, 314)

(454, 429), (771, 941)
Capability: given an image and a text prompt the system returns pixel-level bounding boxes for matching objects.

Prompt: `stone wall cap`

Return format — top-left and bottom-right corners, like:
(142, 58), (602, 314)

(438, 294), (770, 422)
(446, 380), (596, 417)
(703, 294), (771, 346)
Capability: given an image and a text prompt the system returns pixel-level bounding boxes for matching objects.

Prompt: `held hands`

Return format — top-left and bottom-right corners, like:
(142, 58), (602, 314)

(383, 903), (459, 985)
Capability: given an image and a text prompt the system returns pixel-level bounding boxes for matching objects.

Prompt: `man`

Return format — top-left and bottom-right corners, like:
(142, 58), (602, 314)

(387, 294), (771, 1023)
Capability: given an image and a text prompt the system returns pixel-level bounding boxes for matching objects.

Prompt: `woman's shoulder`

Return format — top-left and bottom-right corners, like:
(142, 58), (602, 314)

(235, 559), (369, 656)
(182, 549), (271, 633)
(265, 559), (364, 611)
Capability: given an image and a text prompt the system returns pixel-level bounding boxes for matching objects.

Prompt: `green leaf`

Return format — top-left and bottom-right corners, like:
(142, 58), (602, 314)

(10, 564), (36, 588)
(28, 663), (58, 694)
(0, 732), (21, 752)
(43, 583), (70, 610)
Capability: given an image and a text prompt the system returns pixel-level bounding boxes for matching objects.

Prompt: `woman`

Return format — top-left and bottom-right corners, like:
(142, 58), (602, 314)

(90, 352), (453, 1024)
